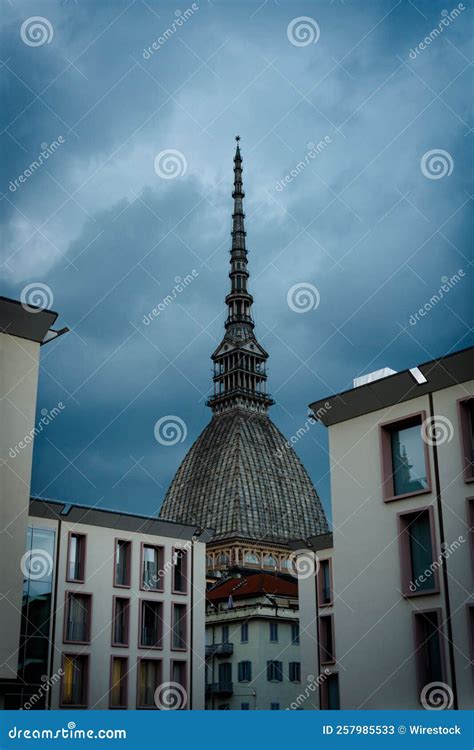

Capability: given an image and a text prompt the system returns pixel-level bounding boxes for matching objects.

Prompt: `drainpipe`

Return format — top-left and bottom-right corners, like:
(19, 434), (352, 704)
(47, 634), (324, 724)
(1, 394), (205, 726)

(428, 393), (458, 709)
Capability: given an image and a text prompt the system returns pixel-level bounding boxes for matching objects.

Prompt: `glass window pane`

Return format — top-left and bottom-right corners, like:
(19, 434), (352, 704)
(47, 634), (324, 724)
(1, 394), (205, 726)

(391, 425), (427, 496)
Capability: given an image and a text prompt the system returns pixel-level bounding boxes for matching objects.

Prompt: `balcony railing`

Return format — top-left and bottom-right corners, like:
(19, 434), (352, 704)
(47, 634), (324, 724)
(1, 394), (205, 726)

(205, 642), (234, 658)
(205, 682), (233, 696)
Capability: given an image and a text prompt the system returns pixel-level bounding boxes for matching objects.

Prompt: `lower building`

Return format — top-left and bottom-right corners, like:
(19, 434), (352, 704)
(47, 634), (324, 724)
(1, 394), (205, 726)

(300, 346), (473, 709)
(205, 573), (306, 710)
(5, 498), (210, 710)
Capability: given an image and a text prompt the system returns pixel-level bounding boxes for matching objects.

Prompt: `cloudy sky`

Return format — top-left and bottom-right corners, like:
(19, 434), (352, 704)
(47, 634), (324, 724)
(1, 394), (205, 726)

(1, 0), (472, 522)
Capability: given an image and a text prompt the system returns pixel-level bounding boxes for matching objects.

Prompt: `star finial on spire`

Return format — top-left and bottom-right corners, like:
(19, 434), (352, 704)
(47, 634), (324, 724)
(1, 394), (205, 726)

(235, 135), (240, 142)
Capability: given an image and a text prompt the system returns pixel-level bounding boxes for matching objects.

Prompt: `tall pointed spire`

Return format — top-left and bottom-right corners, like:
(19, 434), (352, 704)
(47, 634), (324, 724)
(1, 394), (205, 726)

(207, 138), (274, 415)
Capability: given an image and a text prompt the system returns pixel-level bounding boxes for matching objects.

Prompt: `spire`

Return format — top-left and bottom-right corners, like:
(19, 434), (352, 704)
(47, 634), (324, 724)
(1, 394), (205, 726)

(207, 138), (274, 416)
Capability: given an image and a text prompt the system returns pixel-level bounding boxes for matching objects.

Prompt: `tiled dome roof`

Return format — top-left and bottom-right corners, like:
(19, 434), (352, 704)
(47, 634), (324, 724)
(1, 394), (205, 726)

(159, 409), (329, 543)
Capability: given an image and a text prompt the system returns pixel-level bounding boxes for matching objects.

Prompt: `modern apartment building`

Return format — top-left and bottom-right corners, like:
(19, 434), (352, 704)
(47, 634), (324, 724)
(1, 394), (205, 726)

(300, 346), (473, 709)
(8, 498), (210, 710)
(205, 573), (304, 710)
(0, 296), (66, 707)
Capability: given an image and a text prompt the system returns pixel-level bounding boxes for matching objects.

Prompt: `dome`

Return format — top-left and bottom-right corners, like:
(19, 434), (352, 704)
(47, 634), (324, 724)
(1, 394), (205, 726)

(159, 408), (329, 543)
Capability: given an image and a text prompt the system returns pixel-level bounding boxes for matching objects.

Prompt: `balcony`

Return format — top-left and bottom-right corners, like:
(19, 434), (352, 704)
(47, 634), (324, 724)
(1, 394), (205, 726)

(206, 682), (233, 696)
(205, 642), (234, 658)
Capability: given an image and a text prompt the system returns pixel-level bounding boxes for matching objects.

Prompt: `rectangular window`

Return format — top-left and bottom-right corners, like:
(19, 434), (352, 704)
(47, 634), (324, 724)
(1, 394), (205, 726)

(110, 657), (128, 708)
(269, 622), (278, 642)
(267, 660), (283, 682)
(318, 559), (332, 606)
(222, 624), (229, 643)
(289, 662), (301, 682)
(112, 597), (130, 647)
(141, 545), (164, 591)
(241, 622), (248, 643)
(241, 702), (250, 710)
(468, 606), (474, 673)
(171, 661), (187, 708)
(398, 507), (438, 596)
(469, 499), (474, 581)
(137, 659), (161, 709)
(172, 548), (188, 594)
(66, 533), (86, 583)
(270, 702), (280, 710)
(413, 610), (446, 693)
(61, 654), (89, 707)
(238, 661), (252, 682)
(139, 600), (163, 649)
(380, 414), (431, 501)
(114, 540), (131, 588)
(321, 673), (340, 709)
(458, 398), (474, 482)
(291, 623), (300, 645)
(319, 614), (335, 665)
(172, 604), (187, 650)
(64, 593), (92, 644)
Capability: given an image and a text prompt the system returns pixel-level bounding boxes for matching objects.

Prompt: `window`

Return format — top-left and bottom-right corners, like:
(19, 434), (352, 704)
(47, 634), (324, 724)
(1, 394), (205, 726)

(244, 551), (259, 565)
(141, 545), (164, 591)
(413, 610), (446, 694)
(380, 414), (430, 501)
(66, 533), (86, 582)
(263, 554), (277, 568)
(114, 540), (131, 587)
(321, 673), (340, 709)
(64, 593), (91, 643)
(222, 625), (229, 643)
(319, 615), (335, 664)
(269, 622), (278, 642)
(110, 657), (127, 708)
(468, 499), (474, 581)
(171, 661), (187, 708)
(267, 661), (283, 682)
(398, 508), (438, 596)
(458, 398), (474, 482)
(218, 661), (232, 687)
(238, 661), (252, 682)
(112, 597), (130, 647)
(289, 662), (301, 682)
(318, 559), (332, 605)
(61, 654), (89, 707)
(173, 548), (188, 594)
(291, 623), (300, 645)
(468, 606), (474, 673)
(172, 604), (186, 650)
(137, 659), (161, 709)
(139, 601), (163, 649)
(241, 622), (249, 643)
(270, 702), (280, 710)
(241, 702), (250, 710)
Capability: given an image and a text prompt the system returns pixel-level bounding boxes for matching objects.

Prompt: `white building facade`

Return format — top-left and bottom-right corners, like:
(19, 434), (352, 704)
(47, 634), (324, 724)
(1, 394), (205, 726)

(300, 347), (473, 709)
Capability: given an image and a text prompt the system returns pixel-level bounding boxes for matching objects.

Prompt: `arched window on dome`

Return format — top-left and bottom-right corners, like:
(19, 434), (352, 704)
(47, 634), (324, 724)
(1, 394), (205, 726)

(281, 557), (290, 569)
(206, 555), (214, 569)
(244, 551), (260, 565)
(217, 552), (230, 566)
(263, 554), (277, 569)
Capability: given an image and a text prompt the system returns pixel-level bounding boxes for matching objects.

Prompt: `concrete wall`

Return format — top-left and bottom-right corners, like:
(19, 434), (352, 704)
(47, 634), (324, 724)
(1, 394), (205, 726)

(326, 381), (473, 708)
(0, 333), (41, 683)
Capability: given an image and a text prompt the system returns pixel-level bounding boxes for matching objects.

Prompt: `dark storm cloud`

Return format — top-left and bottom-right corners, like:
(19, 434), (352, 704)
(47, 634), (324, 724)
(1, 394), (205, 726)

(1, 0), (472, 521)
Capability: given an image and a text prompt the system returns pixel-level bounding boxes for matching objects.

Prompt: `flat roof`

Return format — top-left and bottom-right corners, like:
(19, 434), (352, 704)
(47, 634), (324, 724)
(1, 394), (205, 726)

(0, 296), (59, 344)
(289, 532), (333, 552)
(30, 497), (214, 542)
(310, 346), (473, 427)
